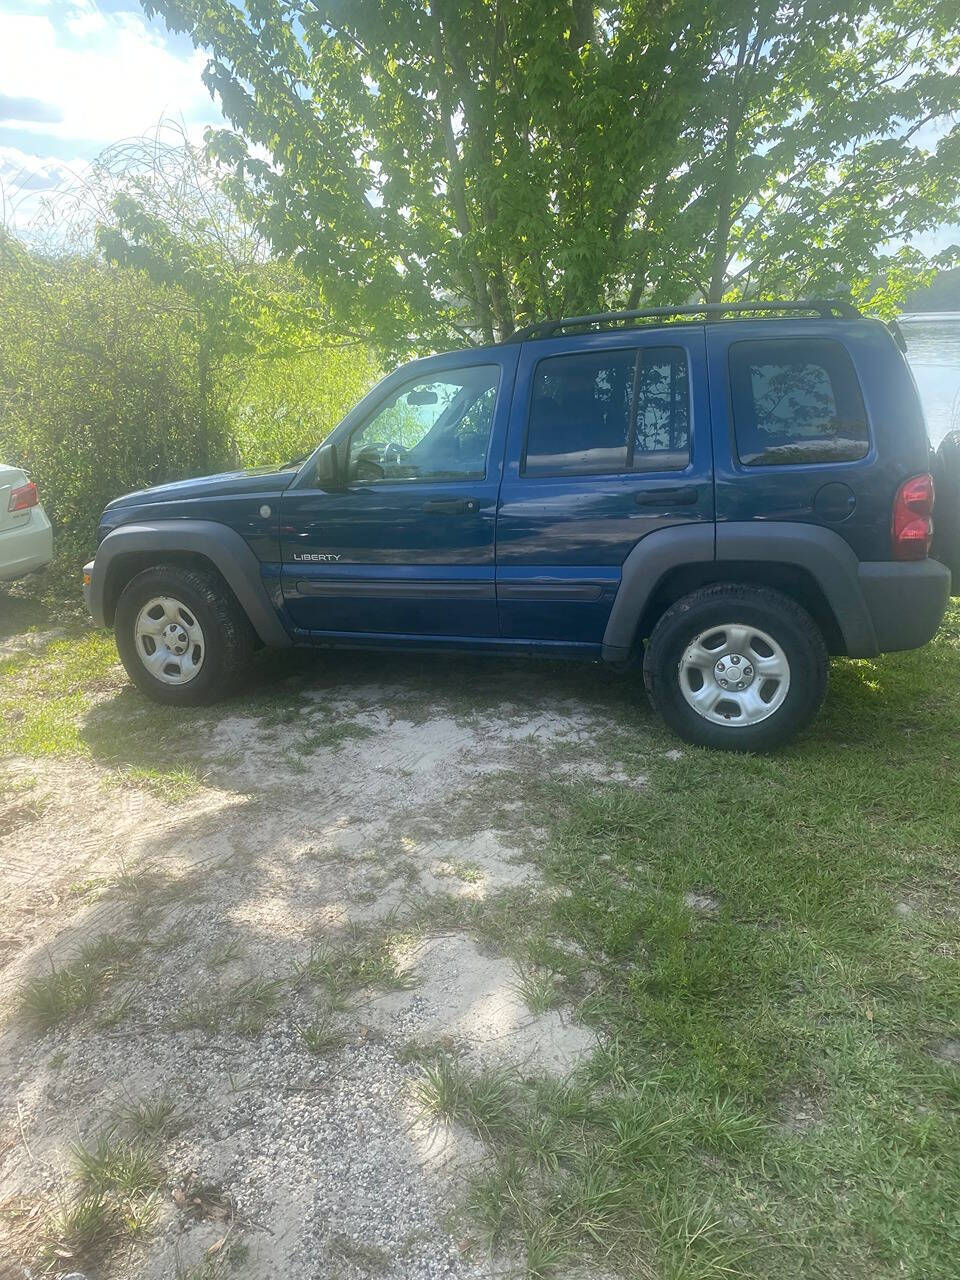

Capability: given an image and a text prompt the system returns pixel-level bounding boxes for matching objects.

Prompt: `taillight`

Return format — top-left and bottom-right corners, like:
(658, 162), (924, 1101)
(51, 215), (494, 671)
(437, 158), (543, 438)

(891, 473), (934, 561)
(8, 481), (38, 513)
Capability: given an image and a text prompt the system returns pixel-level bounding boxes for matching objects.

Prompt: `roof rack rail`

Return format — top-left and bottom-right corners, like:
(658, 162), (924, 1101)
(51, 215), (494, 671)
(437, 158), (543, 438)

(511, 298), (859, 342)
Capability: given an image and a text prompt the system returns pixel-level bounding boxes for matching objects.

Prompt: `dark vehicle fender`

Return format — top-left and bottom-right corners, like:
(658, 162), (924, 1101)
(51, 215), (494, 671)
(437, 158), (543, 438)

(88, 520), (292, 648)
(602, 525), (715, 661)
(602, 522), (890, 661)
(715, 523), (881, 656)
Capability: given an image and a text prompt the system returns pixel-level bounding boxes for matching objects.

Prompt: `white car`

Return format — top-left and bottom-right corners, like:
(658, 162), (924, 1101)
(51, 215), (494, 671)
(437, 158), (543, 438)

(0, 464), (53, 582)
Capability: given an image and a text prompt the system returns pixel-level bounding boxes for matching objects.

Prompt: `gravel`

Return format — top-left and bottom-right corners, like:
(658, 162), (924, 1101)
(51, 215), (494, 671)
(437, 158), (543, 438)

(0, 661), (645, 1278)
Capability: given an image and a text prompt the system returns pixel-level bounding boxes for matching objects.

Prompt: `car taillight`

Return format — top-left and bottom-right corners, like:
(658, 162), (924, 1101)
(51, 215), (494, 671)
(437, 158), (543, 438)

(8, 481), (38, 513)
(891, 473), (934, 561)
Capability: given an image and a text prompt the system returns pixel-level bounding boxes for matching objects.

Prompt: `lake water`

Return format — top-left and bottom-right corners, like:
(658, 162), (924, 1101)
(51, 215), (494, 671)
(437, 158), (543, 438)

(900, 312), (960, 448)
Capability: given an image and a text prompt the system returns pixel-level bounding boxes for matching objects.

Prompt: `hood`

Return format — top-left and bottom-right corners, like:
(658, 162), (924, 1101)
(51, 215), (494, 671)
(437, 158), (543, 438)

(104, 463), (299, 511)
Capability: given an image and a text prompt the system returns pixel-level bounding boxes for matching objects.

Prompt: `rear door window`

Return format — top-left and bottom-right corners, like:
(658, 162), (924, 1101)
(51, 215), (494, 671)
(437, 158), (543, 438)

(728, 338), (869, 466)
(523, 346), (691, 476)
(633, 347), (692, 472)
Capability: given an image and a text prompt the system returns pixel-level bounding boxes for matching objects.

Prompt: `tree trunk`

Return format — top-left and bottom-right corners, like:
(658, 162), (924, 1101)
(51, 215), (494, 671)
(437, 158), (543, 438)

(570, 0), (594, 49)
(707, 28), (752, 303)
(197, 337), (210, 475)
(429, 3), (496, 343)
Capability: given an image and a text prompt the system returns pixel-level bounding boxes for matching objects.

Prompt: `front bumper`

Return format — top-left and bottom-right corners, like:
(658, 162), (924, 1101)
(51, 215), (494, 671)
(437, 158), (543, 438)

(857, 558), (951, 653)
(0, 507), (53, 582)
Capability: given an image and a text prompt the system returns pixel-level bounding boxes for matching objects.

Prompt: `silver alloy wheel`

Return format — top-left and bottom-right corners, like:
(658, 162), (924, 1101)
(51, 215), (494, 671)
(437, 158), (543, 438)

(679, 622), (790, 726)
(134, 596), (205, 685)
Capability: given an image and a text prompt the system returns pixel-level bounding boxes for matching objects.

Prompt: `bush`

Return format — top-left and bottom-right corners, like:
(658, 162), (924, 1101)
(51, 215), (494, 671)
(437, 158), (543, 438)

(0, 239), (230, 557)
(233, 345), (378, 469)
(0, 234), (379, 599)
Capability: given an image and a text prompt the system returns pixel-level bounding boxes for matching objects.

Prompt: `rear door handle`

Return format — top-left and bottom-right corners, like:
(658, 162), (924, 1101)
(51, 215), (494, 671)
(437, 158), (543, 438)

(422, 498), (480, 514)
(635, 486), (698, 507)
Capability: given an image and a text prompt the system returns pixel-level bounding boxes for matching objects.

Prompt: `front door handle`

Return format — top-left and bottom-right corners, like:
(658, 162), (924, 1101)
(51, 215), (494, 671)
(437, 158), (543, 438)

(635, 486), (698, 507)
(422, 498), (480, 514)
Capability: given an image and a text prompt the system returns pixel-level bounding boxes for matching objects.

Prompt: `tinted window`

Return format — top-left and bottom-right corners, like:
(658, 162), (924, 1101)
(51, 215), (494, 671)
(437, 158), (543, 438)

(347, 365), (499, 482)
(523, 347), (691, 476)
(633, 348), (691, 472)
(729, 339), (869, 466)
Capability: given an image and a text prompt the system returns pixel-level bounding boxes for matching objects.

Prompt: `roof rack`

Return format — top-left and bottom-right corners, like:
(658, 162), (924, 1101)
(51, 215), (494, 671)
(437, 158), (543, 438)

(510, 299), (859, 341)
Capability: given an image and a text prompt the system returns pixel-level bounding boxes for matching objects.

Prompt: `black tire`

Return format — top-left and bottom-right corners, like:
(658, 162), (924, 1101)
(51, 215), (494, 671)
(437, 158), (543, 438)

(114, 564), (255, 706)
(643, 584), (828, 752)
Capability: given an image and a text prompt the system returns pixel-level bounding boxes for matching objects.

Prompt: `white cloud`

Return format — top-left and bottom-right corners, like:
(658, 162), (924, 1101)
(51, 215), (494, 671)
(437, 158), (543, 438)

(910, 224), (960, 257)
(0, 143), (90, 230)
(0, 144), (83, 190)
(63, 2), (107, 40)
(0, 5), (221, 146)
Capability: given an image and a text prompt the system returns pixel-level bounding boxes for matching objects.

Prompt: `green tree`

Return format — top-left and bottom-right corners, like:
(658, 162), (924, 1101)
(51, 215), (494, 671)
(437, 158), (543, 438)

(144, 0), (960, 346)
(677, 2), (960, 309)
(87, 129), (356, 469)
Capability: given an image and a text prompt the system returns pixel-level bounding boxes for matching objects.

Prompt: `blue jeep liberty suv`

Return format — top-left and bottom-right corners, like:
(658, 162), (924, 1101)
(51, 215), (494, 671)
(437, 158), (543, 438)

(83, 300), (958, 752)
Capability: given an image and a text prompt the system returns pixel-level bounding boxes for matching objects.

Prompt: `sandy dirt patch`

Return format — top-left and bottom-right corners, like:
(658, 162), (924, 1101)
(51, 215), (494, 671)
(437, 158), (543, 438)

(0, 644), (652, 1278)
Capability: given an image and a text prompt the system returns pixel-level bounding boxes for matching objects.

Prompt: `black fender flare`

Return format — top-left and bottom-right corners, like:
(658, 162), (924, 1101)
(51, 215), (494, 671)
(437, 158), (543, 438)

(89, 520), (292, 648)
(601, 521), (882, 661)
(715, 522), (879, 656)
(601, 524), (714, 661)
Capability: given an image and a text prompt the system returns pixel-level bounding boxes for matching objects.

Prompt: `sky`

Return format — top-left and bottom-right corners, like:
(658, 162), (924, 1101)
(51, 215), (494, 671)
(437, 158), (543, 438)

(0, 0), (957, 255)
(0, 0), (226, 229)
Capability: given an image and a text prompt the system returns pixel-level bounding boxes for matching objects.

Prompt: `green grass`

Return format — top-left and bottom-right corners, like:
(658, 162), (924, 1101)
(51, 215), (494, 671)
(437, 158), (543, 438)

(119, 764), (206, 802)
(417, 604), (960, 1279)
(113, 1091), (184, 1142)
(19, 963), (102, 1030)
(0, 628), (116, 755)
(433, 857), (484, 885)
(36, 1191), (118, 1272)
(21, 1091), (189, 1271)
(5, 590), (960, 1278)
(72, 1132), (164, 1196)
(0, 605), (216, 801)
(298, 718), (375, 752)
(19, 933), (144, 1031)
(296, 1014), (347, 1055)
(289, 927), (419, 999)
(173, 974), (286, 1036)
(30, 1125), (166, 1272)
(416, 1058), (519, 1141)
(512, 964), (564, 1014)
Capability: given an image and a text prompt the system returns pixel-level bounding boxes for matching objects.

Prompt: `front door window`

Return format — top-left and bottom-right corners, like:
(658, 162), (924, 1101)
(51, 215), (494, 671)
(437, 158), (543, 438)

(347, 366), (500, 483)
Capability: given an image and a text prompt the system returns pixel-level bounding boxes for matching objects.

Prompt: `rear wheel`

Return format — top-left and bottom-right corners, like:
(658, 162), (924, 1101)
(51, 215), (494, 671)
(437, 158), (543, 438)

(643, 584), (828, 751)
(115, 565), (254, 705)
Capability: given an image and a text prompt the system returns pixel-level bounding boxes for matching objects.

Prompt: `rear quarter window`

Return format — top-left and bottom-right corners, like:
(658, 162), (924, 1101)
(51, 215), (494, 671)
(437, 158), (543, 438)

(728, 338), (869, 466)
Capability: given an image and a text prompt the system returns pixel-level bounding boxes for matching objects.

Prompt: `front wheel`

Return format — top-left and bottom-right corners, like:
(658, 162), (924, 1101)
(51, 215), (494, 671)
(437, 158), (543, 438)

(114, 564), (254, 706)
(643, 584), (828, 751)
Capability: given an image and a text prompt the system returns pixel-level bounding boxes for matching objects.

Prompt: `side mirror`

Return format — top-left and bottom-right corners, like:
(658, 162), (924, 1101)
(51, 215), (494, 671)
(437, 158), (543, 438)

(314, 441), (344, 489)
